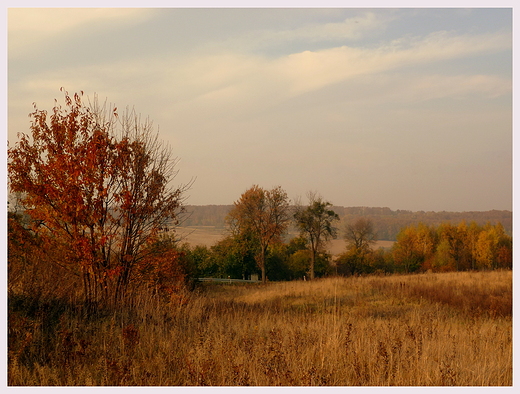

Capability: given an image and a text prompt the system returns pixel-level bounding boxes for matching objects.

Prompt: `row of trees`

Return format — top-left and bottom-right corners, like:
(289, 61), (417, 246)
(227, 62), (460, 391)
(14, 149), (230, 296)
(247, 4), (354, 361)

(176, 190), (512, 280)
(178, 219), (512, 282)
(178, 235), (332, 282)
(391, 221), (512, 273)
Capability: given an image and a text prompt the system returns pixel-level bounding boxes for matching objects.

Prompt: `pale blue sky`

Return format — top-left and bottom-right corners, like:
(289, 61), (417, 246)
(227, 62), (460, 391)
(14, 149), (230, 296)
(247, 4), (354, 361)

(7, 5), (513, 211)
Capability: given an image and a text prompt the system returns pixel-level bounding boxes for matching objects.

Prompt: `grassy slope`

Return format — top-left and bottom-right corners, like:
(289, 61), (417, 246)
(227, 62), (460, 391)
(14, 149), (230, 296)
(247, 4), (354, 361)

(8, 271), (512, 386)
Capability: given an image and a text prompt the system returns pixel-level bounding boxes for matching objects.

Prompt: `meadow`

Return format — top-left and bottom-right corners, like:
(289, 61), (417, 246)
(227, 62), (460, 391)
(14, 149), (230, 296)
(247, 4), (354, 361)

(8, 270), (512, 386)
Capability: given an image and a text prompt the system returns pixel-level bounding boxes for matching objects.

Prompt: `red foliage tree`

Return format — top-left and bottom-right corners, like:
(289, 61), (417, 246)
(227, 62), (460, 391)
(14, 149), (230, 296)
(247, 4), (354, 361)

(8, 90), (190, 308)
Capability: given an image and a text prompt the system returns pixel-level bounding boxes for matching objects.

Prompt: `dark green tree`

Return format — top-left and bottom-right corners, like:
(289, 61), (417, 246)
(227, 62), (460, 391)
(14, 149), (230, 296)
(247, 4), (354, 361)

(293, 192), (339, 280)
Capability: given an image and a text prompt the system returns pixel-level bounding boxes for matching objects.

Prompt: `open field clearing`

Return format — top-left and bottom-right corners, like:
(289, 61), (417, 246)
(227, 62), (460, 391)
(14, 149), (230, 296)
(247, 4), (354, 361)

(176, 226), (228, 247)
(177, 226), (394, 254)
(8, 270), (511, 386)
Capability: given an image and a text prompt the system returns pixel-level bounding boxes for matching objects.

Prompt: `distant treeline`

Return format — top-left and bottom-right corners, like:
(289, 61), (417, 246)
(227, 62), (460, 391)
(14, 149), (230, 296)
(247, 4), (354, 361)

(181, 205), (512, 241)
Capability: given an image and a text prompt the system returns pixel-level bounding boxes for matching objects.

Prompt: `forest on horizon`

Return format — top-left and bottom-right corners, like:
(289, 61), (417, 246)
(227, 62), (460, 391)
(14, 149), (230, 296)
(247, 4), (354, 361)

(180, 205), (512, 241)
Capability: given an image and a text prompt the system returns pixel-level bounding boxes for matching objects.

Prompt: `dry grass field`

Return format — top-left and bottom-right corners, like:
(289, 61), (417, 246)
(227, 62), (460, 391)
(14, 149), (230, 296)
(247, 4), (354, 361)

(176, 226), (227, 247)
(8, 270), (511, 386)
(176, 225), (394, 253)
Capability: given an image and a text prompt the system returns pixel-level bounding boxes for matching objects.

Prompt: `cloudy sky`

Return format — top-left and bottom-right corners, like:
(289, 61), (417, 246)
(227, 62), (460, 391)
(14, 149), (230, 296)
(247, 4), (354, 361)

(7, 6), (513, 212)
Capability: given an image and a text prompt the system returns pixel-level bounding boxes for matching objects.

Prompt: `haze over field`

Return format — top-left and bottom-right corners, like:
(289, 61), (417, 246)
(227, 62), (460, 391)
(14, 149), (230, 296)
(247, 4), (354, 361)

(7, 5), (512, 212)
(177, 225), (395, 255)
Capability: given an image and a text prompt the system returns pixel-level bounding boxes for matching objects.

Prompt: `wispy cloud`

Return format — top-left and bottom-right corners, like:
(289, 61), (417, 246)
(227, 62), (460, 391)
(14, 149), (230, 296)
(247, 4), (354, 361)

(242, 11), (389, 48)
(11, 27), (511, 126)
(8, 8), (156, 58)
(274, 30), (510, 96)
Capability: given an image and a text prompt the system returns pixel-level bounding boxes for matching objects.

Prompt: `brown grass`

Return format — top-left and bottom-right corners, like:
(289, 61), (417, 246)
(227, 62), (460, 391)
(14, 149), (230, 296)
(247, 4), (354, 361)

(177, 225), (394, 253)
(8, 270), (512, 386)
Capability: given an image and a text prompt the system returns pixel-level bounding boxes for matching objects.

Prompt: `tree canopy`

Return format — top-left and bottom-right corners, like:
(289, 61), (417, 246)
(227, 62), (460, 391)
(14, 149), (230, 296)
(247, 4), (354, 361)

(226, 185), (290, 282)
(293, 192), (339, 280)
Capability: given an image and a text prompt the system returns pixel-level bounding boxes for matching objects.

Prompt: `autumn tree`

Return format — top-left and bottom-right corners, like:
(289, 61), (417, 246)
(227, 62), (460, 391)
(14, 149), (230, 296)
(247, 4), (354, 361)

(8, 90), (190, 308)
(226, 185), (290, 283)
(465, 221), (482, 270)
(392, 225), (425, 273)
(475, 223), (512, 270)
(434, 222), (474, 271)
(392, 221), (512, 273)
(293, 192), (339, 280)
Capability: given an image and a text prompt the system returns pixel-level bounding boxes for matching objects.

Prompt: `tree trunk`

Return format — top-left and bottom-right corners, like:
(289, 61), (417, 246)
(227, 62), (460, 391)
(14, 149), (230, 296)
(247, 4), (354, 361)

(310, 248), (316, 280)
(259, 246), (267, 283)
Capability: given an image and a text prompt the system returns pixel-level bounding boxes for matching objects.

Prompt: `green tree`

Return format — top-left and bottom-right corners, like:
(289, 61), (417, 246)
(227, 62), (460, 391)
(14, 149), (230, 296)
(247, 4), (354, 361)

(293, 192), (339, 280)
(226, 185), (290, 282)
(175, 243), (209, 282)
(208, 235), (256, 279)
(265, 243), (291, 281)
(371, 247), (395, 274)
(288, 249), (311, 279)
(281, 236), (309, 280)
(336, 248), (371, 276)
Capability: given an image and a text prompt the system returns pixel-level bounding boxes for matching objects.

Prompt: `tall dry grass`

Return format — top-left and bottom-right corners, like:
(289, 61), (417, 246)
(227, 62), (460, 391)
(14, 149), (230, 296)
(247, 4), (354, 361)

(8, 271), (512, 386)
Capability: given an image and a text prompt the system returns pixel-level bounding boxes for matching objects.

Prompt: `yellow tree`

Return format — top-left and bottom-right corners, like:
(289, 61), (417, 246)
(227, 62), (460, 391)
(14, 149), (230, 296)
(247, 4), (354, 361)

(392, 226), (421, 273)
(452, 221), (477, 271)
(227, 185), (290, 283)
(392, 223), (435, 272)
(466, 221), (482, 270)
(434, 223), (460, 271)
(475, 223), (512, 270)
(415, 223), (436, 257)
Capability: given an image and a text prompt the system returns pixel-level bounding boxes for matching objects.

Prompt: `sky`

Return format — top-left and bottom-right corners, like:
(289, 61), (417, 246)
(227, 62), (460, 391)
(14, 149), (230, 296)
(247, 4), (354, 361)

(6, 5), (513, 212)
